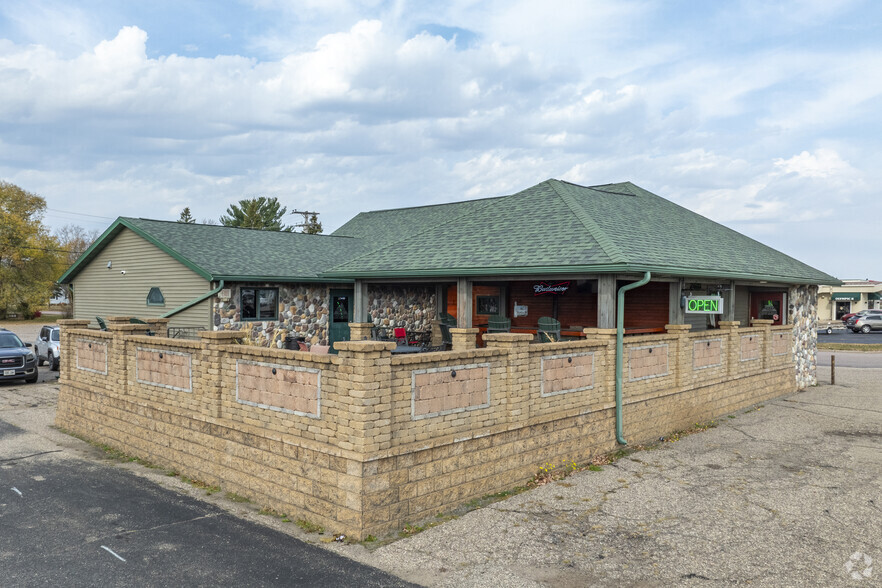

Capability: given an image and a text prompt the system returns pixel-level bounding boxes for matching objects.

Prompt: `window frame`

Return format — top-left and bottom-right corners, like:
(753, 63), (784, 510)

(146, 287), (165, 306)
(240, 287), (279, 321)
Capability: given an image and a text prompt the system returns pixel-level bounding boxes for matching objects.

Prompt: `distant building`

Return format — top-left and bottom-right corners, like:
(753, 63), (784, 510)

(818, 279), (882, 320)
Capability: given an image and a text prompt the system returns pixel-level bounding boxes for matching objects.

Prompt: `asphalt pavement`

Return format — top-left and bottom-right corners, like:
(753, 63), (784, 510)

(0, 379), (415, 588)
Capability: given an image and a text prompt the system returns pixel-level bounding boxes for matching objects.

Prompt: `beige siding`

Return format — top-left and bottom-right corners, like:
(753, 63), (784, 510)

(71, 228), (212, 329)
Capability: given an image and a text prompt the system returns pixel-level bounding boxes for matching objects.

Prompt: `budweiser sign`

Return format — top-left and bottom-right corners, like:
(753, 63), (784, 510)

(533, 281), (570, 296)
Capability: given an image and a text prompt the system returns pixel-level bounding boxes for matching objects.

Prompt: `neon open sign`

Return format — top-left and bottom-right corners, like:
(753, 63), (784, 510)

(685, 296), (724, 314)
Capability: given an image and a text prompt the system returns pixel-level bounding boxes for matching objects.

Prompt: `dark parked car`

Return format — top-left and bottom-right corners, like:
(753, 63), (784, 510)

(0, 328), (39, 383)
(851, 315), (882, 334)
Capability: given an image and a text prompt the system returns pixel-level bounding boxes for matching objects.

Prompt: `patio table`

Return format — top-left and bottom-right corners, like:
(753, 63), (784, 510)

(391, 345), (424, 354)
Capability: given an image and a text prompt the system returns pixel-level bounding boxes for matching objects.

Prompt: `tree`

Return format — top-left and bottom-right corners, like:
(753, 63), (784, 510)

(219, 196), (293, 231)
(55, 224), (101, 267)
(0, 181), (64, 318)
(302, 213), (323, 234)
(53, 224), (100, 305)
(178, 207), (196, 223)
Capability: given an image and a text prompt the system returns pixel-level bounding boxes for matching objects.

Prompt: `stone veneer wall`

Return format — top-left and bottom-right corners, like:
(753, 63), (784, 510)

(368, 285), (436, 332)
(789, 284), (818, 389)
(214, 284), (329, 348)
(57, 319), (796, 540)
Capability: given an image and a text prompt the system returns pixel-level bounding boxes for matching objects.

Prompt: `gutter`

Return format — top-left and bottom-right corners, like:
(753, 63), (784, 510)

(615, 271), (651, 445)
(161, 280), (225, 320)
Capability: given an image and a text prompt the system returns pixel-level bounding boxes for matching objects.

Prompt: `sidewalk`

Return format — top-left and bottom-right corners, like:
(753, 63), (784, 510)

(343, 366), (882, 586)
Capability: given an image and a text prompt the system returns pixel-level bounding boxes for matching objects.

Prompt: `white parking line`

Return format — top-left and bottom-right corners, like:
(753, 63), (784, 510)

(11, 487), (22, 496)
(101, 545), (126, 562)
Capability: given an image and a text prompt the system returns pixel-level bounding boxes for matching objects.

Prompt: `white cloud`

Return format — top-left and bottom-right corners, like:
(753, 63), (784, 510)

(1, 1), (881, 279)
(773, 148), (856, 179)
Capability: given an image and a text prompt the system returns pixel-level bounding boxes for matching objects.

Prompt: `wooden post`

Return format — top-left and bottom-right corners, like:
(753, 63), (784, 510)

(598, 275), (616, 329)
(831, 354), (835, 385)
(456, 278), (472, 328)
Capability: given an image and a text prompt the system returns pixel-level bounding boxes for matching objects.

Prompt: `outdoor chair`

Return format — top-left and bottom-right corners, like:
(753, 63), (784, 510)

(392, 327), (421, 346)
(129, 317), (155, 336)
(537, 317), (561, 343)
(487, 315), (511, 333)
(441, 313), (457, 327)
(95, 316), (108, 331)
(438, 322), (453, 350)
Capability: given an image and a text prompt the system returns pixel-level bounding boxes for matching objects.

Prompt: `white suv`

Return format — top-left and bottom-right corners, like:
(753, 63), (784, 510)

(35, 325), (60, 370)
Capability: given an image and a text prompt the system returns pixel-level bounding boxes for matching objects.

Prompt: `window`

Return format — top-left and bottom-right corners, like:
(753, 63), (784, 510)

(476, 295), (500, 315)
(240, 287), (278, 321)
(147, 287), (165, 306)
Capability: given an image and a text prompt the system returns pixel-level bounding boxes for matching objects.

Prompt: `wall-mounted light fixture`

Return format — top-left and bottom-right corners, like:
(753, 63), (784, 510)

(107, 261), (112, 269)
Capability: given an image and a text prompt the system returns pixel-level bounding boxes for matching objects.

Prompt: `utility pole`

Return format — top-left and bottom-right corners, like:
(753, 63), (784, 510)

(291, 210), (322, 234)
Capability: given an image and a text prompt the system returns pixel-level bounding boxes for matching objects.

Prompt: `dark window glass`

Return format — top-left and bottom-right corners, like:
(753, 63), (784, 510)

(241, 288), (278, 321)
(332, 296), (349, 322)
(147, 287), (165, 306)
(51, 329), (60, 341)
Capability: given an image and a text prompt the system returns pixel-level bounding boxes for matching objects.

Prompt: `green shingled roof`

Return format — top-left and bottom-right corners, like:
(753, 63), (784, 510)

(326, 179), (837, 284)
(60, 180), (837, 286)
(59, 218), (367, 284)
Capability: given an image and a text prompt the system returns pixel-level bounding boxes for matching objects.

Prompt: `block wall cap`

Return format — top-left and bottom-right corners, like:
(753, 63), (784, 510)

(334, 340), (396, 352)
(482, 333), (534, 342)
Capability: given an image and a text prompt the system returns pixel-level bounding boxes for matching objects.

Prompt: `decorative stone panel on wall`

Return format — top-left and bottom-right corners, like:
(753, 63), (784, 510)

(136, 348), (192, 392)
(771, 331), (790, 356)
(693, 338), (723, 370)
(76, 339), (107, 374)
(412, 364), (490, 419)
(541, 352), (594, 396)
(215, 284), (329, 348)
(369, 285), (436, 333)
(236, 360), (320, 418)
(628, 345), (669, 381)
(740, 334), (760, 362)
(789, 285), (818, 388)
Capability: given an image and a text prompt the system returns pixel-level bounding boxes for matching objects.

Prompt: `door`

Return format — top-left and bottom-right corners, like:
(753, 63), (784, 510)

(750, 292), (785, 326)
(328, 289), (353, 353)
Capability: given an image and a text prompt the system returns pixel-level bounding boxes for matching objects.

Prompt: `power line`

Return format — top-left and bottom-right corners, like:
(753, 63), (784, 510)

(45, 208), (115, 220)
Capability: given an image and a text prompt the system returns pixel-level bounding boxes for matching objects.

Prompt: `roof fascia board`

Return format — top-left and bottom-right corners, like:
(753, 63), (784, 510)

(323, 263), (838, 284)
(57, 218), (127, 284)
(214, 275), (354, 284)
(120, 220), (214, 281)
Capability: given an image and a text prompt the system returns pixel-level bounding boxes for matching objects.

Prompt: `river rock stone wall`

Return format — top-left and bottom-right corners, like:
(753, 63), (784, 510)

(368, 286), (436, 334)
(214, 284), (329, 348)
(789, 285), (818, 389)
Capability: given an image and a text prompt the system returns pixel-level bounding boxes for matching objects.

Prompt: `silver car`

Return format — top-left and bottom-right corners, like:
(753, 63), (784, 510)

(35, 325), (61, 370)
(852, 314), (882, 334)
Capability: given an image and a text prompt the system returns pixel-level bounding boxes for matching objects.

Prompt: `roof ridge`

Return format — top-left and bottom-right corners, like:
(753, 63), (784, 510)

(126, 217), (359, 240)
(548, 180), (627, 264)
(324, 196), (502, 274)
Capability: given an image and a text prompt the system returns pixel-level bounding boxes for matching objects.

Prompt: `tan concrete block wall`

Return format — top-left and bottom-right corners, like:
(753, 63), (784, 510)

(628, 344), (669, 380)
(740, 333), (761, 362)
(57, 321), (797, 540)
(541, 352), (595, 396)
(771, 330), (790, 356)
(236, 360), (320, 417)
(413, 365), (489, 418)
(75, 338), (108, 374)
(136, 347), (192, 391)
(693, 338), (723, 369)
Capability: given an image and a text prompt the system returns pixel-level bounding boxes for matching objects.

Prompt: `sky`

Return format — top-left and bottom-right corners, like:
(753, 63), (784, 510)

(1, 0), (879, 281)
